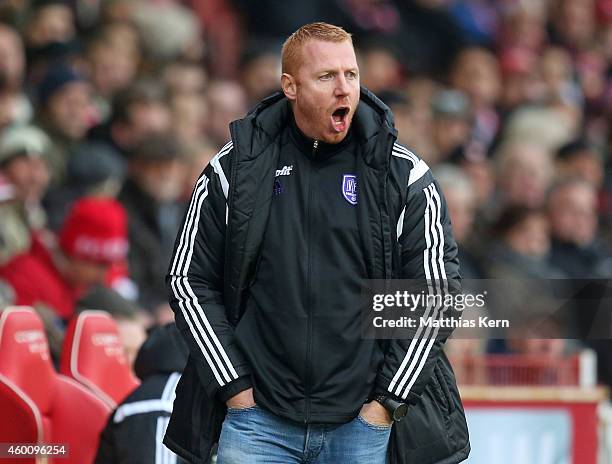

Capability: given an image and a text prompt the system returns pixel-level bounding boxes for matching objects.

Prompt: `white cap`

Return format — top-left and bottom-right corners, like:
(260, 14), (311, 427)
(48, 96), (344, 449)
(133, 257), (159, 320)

(0, 125), (51, 165)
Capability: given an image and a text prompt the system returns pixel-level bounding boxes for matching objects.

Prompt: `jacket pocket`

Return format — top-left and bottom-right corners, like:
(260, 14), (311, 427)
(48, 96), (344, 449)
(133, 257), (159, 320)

(434, 362), (455, 414)
(388, 383), (454, 462)
(165, 359), (222, 464)
(430, 364), (451, 416)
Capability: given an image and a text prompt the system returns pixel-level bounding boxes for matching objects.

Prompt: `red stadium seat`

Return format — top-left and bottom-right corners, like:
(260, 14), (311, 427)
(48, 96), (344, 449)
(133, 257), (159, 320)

(0, 306), (110, 464)
(0, 376), (41, 464)
(60, 310), (140, 408)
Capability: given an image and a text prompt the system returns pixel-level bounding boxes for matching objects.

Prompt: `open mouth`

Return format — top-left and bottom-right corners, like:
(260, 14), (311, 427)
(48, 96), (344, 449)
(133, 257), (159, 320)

(331, 107), (349, 132)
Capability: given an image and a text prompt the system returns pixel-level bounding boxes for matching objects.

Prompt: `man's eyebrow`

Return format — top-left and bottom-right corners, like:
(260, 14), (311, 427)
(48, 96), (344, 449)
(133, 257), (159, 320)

(318, 67), (359, 74)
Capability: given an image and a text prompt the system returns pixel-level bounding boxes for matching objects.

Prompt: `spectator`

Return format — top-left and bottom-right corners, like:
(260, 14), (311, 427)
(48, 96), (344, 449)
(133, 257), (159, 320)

(497, 1), (547, 52)
(555, 138), (604, 189)
(487, 206), (559, 279)
(498, 47), (544, 112)
(377, 90), (416, 152)
(548, 177), (612, 278)
(0, 196), (31, 266)
(547, 177), (612, 387)
(205, 80), (247, 147)
(433, 164), (483, 279)
(23, 0), (77, 52)
(131, 0), (203, 63)
(484, 206), (567, 357)
(164, 60), (209, 146)
(0, 24), (25, 90)
(34, 63), (95, 184)
(495, 141), (554, 209)
(169, 92), (208, 147)
(449, 46), (501, 148)
(43, 141), (125, 231)
(89, 80), (171, 158)
(0, 125), (51, 232)
(539, 46), (582, 106)
(85, 22), (142, 120)
(0, 23), (31, 128)
(575, 47), (608, 111)
(22, 0), (81, 83)
(238, 41), (282, 106)
(550, 0), (598, 52)
(0, 197), (129, 321)
(356, 40), (403, 95)
(449, 143), (496, 212)
(118, 135), (187, 310)
(97, 21), (141, 64)
(0, 150), (30, 262)
(430, 89), (473, 163)
(398, 77), (440, 160)
(77, 285), (149, 369)
(95, 323), (189, 464)
(164, 60), (208, 97)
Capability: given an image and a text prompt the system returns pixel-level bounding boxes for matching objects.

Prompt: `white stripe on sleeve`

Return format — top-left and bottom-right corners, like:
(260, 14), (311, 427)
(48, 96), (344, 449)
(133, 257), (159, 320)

(169, 176), (233, 385)
(209, 141), (232, 200)
(392, 143), (419, 165)
(388, 183), (446, 399)
(168, 142), (240, 387)
(407, 159), (429, 186)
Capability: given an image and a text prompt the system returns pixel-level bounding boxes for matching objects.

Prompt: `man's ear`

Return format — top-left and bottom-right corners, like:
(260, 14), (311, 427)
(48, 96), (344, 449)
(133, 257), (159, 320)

(281, 73), (297, 101)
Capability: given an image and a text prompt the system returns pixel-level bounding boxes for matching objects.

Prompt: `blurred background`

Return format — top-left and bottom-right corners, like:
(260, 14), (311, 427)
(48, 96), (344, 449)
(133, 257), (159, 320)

(0, 0), (611, 463)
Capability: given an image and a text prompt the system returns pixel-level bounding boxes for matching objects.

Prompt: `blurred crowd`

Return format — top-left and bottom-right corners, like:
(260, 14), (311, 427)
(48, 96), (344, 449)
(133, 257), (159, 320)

(0, 0), (611, 384)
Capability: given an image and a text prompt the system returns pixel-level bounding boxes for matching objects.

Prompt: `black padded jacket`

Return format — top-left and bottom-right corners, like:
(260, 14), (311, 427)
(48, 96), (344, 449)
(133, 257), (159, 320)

(164, 88), (470, 464)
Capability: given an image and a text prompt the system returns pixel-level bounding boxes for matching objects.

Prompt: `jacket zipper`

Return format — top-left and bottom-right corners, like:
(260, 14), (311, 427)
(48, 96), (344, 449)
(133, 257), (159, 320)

(304, 139), (318, 423)
(383, 132), (397, 279)
(225, 125), (240, 323)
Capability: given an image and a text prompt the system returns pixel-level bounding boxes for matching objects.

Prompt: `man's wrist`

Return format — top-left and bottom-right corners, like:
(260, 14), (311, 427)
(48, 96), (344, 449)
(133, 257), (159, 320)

(226, 388), (255, 408)
(217, 376), (253, 403)
(371, 399), (393, 422)
(373, 394), (408, 422)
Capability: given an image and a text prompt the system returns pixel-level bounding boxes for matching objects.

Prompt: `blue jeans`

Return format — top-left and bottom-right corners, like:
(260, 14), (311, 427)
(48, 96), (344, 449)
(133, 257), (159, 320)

(216, 405), (391, 464)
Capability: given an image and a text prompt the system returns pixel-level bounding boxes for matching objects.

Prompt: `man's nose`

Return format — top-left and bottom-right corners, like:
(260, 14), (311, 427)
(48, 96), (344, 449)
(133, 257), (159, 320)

(334, 74), (350, 96)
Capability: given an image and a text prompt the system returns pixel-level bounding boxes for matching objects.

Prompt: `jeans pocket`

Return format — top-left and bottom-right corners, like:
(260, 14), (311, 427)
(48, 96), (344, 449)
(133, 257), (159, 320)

(357, 414), (393, 431)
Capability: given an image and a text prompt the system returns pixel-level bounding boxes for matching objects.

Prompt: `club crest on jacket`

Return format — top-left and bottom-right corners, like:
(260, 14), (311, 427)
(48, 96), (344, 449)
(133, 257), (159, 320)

(342, 174), (357, 205)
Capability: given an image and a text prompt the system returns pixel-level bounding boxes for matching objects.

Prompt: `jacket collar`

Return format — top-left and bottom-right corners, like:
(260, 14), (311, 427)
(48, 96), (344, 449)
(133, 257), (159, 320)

(287, 111), (355, 160)
(243, 87), (397, 168)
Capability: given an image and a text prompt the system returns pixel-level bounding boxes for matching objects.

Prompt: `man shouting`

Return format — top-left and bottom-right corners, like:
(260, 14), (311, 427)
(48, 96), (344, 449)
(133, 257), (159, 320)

(165, 22), (469, 464)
